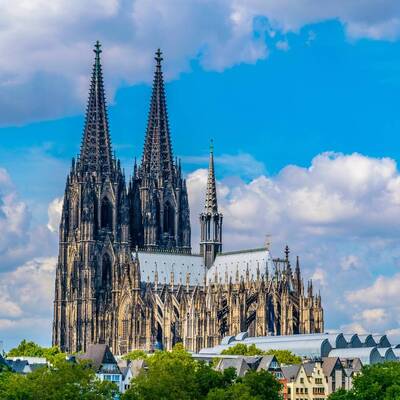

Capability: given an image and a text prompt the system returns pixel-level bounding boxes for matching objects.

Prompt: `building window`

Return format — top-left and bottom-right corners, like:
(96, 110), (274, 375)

(102, 254), (112, 287)
(163, 201), (175, 236)
(101, 197), (113, 230)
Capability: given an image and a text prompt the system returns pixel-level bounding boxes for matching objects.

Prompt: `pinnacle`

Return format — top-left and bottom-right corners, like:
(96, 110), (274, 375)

(204, 140), (218, 213)
(79, 42), (113, 176)
(141, 49), (174, 180)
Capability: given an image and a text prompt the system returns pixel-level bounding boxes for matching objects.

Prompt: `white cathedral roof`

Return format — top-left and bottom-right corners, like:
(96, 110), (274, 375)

(136, 247), (272, 286)
(206, 248), (272, 284)
(137, 251), (205, 286)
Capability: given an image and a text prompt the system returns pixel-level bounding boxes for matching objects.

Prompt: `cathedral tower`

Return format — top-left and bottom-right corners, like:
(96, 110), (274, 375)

(129, 49), (191, 253)
(200, 141), (223, 267)
(52, 42), (136, 353)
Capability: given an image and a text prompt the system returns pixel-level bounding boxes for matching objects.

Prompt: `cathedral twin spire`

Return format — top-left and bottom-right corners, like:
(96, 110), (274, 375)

(141, 48), (174, 181)
(79, 41), (113, 176)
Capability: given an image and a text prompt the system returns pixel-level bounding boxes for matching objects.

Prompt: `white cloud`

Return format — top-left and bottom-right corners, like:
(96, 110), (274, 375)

(0, 257), (56, 349)
(1, 1), (400, 124)
(186, 151), (400, 336)
(0, 168), (57, 271)
(310, 268), (326, 287)
(47, 197), (63, 232)
(347, 273), (400, 307)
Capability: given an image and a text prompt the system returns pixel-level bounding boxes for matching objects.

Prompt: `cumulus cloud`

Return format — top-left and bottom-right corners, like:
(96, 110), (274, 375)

(347, 273), (400, 307)
(187, 151), (400, 336)
(47, 197), (63, 233)
(0, 257), (56, 348)
(0, 168), (57, 271)
(2, 1), (400, 124)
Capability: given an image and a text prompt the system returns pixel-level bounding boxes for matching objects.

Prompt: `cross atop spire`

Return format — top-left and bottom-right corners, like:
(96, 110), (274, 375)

(141, 48), (174, 180)
(204, 140), (218, 213)
(285, 245), (290, 261)
(155, 48), (163, 66)
(79, 41), (113, 176)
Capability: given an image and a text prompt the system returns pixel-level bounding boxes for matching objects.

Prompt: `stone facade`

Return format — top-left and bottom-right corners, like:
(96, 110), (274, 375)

(52, 42), (324, 355)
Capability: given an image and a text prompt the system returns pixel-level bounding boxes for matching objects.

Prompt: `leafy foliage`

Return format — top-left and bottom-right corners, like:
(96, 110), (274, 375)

(220, 343), (301, 365)
(206, 370), (282, 400)
(122, 344), (281, 400)
(0, 360), (118, 400)
(264, 350), (302, 365)
(328, 362), (400, 400)
(221, 344), (264, 356)
(7, 340), (66, 365)
(122, 350), (148, 361)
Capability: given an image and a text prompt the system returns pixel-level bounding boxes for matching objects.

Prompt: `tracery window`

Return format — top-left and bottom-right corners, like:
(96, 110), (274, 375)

(101, 197), (113, 230)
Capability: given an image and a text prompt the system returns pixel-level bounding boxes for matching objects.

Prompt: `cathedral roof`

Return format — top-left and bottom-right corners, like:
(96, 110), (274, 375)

(136, 247), (274, 286)
(206, 248), (272, 284)
(137, 250), (205, 286)
(79, 41), (113, 176)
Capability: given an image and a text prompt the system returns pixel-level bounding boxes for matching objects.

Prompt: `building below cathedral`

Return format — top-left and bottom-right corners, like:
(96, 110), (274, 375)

(52, 42), (324, 355)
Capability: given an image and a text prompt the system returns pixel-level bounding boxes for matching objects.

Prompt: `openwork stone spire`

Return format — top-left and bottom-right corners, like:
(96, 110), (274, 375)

(200, 140), (223, 267)
(141, 49), (174, 180)
(204, 140), (218, 213)
(80, 41), (113, 175)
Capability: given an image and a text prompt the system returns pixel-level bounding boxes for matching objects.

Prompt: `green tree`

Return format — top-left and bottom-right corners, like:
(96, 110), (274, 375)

(352, 362), (400, 400)
(241, 369), (282, 399)
(206, 383), (254, 400)
(221, 344), (264, 356)
(328, 362), (400, 400)
(122, 350), (148, 361)
(122, 345), (238, 400)
(7, 340), (66, 365)
(220, 344), (301, 365)
(328, 389), (356, 400)
(206, 370), (282, 400)
(0, 360), (118, 400)
(264, 349), (302, 365)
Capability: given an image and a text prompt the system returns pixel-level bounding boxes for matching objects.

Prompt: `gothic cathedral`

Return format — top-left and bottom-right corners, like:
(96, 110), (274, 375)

(52, 42), (324, 355)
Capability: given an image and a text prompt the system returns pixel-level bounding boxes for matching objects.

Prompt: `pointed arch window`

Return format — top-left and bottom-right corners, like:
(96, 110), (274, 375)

(102, 253), (112, 288)
(101, 197), (113, 230)
(163, 201), (175, 236)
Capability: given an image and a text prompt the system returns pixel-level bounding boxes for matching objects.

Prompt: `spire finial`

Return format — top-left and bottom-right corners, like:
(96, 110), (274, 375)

(285, 245), (290, 261)
(94, 40), (102, 57)
(155, 48), (163, 67)
(203, 140), (218, 213)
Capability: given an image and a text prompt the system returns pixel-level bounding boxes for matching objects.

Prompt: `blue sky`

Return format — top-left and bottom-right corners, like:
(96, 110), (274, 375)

(3, 20), (400, 212)
(1, 1), (400, 349)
